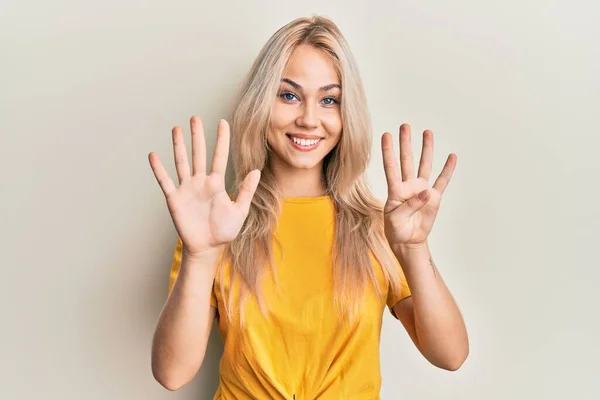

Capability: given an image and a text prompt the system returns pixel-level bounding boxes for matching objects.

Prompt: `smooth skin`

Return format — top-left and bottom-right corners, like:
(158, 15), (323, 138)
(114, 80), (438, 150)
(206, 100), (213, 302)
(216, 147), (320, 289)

(268, 45), (343, 196)
(148, 118), (260, 390)
(148, 44), (467, 391)
(382, 125), (468, 370)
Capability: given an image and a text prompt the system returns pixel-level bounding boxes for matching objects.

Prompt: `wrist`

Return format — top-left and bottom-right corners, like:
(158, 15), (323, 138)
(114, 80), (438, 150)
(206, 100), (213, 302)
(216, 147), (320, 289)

(392, 240), (429, 252)
(182, 245), (223, 263)
(391, 241), (431, 262)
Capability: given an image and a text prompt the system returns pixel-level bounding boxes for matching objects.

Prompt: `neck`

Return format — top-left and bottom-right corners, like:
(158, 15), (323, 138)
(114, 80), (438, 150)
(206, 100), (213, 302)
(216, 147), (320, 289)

(270, 159), (327, 198)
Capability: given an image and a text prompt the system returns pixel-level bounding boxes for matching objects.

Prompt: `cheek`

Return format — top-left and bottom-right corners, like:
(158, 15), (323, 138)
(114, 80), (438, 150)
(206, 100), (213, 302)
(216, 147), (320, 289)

(270, 102), (296, 130)
(322, 110), (343, 139)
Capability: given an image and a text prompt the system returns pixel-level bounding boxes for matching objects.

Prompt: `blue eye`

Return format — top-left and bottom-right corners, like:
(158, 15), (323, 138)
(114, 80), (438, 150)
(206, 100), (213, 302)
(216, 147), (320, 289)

(322, 97), (338, 105)
(281, 92), (298, 101)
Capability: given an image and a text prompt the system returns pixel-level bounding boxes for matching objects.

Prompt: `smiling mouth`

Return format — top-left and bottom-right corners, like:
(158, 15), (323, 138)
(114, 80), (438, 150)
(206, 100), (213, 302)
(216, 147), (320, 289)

(286, 134), (323, 143)
(286, 134), (323, 150)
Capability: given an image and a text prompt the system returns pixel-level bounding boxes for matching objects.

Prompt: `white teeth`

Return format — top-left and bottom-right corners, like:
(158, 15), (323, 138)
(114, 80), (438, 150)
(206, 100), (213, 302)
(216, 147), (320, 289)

(291, 136), (320, 146)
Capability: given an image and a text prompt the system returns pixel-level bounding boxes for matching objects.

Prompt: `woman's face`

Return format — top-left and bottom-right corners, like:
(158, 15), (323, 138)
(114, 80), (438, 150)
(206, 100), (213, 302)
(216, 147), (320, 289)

(267, 44), (343, 172)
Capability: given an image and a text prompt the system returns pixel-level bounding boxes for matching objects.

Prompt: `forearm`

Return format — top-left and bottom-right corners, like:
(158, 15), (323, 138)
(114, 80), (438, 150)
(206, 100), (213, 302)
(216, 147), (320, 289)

(393, 242), (468, 370)
(151, 248), (220, 390)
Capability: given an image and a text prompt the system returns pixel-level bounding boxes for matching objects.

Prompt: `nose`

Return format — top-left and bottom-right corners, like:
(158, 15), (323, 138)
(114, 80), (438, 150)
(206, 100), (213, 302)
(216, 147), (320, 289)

(296, 102), (319, 129)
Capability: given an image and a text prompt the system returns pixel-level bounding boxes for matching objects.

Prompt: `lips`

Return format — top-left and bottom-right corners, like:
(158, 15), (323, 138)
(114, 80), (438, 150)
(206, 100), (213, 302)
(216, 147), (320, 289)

(286, 133), (324, 140)
(286, 134), (323, 152)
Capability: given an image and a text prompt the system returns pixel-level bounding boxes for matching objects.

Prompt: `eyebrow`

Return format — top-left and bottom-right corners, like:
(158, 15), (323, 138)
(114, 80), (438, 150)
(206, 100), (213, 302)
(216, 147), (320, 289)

(281, 78), (341, 92)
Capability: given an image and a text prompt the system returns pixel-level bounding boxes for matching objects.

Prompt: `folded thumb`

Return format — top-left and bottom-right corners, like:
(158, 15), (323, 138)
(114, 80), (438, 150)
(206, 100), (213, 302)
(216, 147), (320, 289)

(405, 189), (430, 213)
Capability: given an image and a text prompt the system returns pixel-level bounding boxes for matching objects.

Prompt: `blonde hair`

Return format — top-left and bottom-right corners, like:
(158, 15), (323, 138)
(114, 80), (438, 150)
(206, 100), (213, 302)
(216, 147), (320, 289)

(222, 15), (401, 323)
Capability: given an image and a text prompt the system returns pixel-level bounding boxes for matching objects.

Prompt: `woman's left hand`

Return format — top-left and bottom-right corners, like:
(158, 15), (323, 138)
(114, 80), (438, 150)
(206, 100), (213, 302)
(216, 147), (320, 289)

(381, 124), (457, 249)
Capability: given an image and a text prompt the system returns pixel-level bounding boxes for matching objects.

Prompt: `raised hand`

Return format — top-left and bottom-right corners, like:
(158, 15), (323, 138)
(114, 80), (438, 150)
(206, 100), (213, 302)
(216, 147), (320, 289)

(381, 124), (457, 249)
(148, 116), (261, 257)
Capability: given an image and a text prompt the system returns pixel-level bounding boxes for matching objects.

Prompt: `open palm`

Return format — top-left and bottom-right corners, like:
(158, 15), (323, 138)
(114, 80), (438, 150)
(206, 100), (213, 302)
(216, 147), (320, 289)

(148, 117), (261, 257)
(382, 124), (457, 248)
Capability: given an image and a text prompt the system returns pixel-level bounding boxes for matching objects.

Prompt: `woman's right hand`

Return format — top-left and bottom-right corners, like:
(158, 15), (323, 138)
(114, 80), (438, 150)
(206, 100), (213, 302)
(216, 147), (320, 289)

(148, 116), (261, 258)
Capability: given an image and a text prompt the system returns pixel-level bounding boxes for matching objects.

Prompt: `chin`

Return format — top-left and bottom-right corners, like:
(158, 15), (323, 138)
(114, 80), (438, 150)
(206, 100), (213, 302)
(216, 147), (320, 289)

(288, 157), (322, 170)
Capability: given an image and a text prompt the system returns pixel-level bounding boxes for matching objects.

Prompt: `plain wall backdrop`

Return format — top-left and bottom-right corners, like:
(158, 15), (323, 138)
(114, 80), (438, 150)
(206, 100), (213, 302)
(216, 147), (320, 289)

(2, 0), (599, 399)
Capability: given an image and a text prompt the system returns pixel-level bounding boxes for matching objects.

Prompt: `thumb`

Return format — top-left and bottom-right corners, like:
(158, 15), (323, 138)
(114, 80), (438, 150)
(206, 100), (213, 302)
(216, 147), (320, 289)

(234, 169), (261, 211)
(402, 189), (430, 215)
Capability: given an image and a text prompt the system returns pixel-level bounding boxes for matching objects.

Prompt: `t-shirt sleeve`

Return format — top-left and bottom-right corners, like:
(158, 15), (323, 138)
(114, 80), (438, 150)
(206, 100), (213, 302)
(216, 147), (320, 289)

(386, 257), (412, 318)
(168, 237), (218, 308)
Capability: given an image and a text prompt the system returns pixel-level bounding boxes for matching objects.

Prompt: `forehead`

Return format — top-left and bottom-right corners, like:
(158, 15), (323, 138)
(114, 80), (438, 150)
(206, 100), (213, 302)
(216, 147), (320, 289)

(283, 45), (340, 86)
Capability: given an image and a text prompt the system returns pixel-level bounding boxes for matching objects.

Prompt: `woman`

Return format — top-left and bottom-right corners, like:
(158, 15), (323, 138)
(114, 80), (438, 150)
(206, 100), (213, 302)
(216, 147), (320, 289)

(148, 15), (468, 399)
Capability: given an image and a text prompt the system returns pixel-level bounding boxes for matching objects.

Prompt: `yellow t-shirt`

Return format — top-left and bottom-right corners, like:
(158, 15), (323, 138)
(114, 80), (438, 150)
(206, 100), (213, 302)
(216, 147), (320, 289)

(169, 195), (411, 399)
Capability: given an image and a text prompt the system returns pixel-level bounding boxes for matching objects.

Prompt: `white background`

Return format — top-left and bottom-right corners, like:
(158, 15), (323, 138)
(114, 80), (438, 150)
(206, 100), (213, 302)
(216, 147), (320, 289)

(2, 0), (599, 398)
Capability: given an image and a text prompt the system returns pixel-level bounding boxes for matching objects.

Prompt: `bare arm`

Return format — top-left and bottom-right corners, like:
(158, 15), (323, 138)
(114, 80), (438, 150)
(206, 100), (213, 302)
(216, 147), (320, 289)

(148, 117), (260, 390)
(151, 248), (220, 391)
(392, 242), (469, 371)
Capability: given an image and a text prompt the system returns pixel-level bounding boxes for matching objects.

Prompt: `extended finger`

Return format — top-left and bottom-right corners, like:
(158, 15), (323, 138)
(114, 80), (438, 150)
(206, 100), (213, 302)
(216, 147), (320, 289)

(235, 169), (261, 211)
(210, 119), (231, 176)
(417, 130), (434, 181)
(432, 153), (457, 195)
(172, 126), (191, 184)
(190, 116), (206, 176)
(399, 124), (415, 181)
(148, 152), (177, 197)
(381, 132), (401, 189)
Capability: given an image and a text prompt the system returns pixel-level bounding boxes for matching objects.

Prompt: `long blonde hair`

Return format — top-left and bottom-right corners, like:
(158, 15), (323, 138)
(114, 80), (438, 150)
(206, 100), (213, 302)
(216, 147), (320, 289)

(222, 15), (401, 323)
